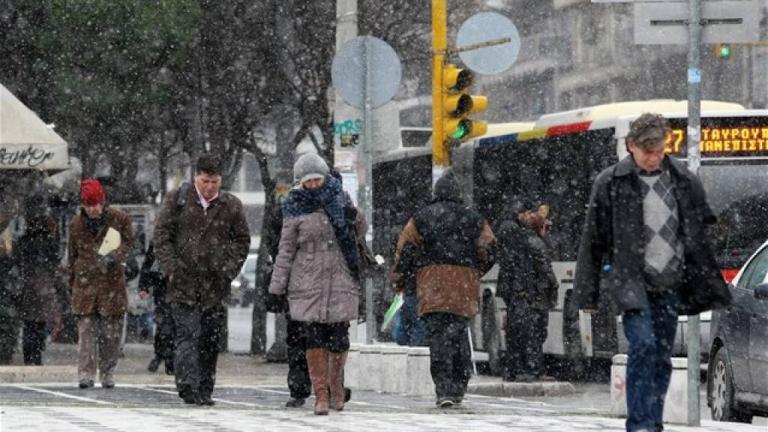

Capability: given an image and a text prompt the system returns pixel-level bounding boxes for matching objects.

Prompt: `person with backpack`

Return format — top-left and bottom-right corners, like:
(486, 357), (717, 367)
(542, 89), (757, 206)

(390, 170), (495, 408)
(153, 154), (250, 406)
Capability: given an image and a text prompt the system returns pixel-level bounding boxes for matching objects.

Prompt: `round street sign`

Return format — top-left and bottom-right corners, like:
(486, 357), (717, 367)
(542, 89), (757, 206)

(457, 12), (520, 75)
(331, 36), (402, 109)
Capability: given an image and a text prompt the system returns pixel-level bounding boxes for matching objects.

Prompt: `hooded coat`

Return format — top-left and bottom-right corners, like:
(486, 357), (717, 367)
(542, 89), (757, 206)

(68, 207), (133, 316)
(390, 172), (495, 318)
(575, 155), (731, 315)
(14, 215), (60, 322)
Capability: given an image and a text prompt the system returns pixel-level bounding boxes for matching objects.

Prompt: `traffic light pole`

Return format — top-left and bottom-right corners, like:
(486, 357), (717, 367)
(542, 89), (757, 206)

(432, 0), (448, 167)
(685, 0), (702, 426)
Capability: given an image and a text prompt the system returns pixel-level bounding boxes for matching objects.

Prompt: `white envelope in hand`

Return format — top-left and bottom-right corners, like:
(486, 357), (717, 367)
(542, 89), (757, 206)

(98, 227), (121, 256)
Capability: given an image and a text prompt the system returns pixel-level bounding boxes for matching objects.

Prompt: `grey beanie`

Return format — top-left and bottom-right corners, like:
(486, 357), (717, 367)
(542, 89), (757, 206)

(293, 153), (329, 184)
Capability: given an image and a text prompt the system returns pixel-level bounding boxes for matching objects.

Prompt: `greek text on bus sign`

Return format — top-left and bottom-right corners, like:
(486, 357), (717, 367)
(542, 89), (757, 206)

(665, 118), (768, 157)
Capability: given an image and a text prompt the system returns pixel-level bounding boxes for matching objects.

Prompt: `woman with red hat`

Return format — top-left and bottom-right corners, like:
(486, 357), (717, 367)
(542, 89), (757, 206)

(67, 178), (133, 389)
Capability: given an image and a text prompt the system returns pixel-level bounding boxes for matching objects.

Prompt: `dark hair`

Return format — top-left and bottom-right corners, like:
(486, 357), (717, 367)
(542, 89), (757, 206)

(626, 113), (670, 150)
(195, 153), (223, 176)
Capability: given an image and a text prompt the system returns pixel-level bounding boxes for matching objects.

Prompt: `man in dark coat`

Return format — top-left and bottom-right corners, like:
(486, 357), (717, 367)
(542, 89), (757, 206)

(154, 154), (250, 406)
(139, 242), (174, 375)
(575, 113), (731, 432)
(496, 199), (557, 382)
(14, 206), (60, 366)
(390, 170), (495, 408)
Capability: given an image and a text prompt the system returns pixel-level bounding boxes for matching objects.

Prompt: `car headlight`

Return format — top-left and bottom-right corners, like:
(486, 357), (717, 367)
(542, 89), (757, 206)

(231, 280), (242, 289)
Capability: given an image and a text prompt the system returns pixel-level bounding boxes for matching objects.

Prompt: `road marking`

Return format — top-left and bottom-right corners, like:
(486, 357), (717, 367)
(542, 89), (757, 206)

(12, 385), (115, 405)
(140, 386), (270, 408)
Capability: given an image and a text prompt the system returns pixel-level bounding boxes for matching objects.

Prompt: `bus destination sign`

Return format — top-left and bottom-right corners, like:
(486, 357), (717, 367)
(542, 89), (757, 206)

(664, 117), (768, 158)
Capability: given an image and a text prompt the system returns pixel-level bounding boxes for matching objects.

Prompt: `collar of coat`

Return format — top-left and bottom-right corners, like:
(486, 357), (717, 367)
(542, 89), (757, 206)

(613, 154), (688, 180)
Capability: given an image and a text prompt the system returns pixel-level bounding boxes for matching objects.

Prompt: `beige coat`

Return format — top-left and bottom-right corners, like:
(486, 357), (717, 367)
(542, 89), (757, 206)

(268, 210), (362, 323)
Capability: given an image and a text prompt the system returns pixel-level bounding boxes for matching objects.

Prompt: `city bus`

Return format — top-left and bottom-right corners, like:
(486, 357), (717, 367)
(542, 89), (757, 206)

(372, 100), (768, 376)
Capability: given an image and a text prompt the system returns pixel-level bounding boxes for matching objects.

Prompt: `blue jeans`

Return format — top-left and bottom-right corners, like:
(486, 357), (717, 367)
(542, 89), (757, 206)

(622, 289), (680, 432)
(392, 293), (427, 346)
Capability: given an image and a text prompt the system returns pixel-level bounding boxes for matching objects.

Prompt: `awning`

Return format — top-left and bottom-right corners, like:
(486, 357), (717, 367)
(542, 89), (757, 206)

(0, 83), (69, 170)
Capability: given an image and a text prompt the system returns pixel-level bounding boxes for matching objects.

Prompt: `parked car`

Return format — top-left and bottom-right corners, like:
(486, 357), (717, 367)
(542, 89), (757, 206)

(230, 254), (257, 307)
(707, 239), (768, 423)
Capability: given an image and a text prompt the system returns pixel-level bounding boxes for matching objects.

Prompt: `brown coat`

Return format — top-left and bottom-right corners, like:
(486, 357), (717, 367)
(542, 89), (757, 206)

(391, 218), (495, 318)
(153, 186), (251, 308)
(68, 207), (134, 316)
(268, 210), (363, 323)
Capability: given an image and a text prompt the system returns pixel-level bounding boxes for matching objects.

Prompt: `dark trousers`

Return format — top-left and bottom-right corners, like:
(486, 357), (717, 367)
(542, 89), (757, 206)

(171, 303), (226, 398)
(22, 320), (47, 365)
(286, 318), (311, 399)
(153, 301), (175, 366)
(504, 305), (548, 379)
(622, 289), (680, 432)
(423, 312), (472, 399)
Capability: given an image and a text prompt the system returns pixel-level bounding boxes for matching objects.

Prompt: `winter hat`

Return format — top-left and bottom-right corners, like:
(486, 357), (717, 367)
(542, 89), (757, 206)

(80, 178), (106, 206)
(294, 153), (329, 184)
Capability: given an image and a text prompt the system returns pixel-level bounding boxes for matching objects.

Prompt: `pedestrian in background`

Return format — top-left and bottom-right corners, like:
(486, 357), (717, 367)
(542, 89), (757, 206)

(139, 242), (174, 375)
(269, 153), (362, 415)
(13, 197), (60, 365)
(154, 153), (251, 406)
(390, 170), (495, 408)
(575, 113), (731, 432)
(68, 179), (134, 389)
(496, 199), (558, 382)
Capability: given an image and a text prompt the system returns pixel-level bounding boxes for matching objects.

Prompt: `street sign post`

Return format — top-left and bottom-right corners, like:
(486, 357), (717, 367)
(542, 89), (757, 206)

(332, 36), (402, 343)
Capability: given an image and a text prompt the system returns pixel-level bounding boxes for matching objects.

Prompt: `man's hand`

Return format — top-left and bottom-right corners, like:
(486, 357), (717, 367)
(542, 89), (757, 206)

(97, 254), (117, 273)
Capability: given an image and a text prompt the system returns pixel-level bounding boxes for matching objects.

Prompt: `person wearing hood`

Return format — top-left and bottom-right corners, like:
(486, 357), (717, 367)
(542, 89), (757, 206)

(68, 179), (133, 389)
(269, 153), (364, 415)
(495, 199), (558, 382)
(390, 170), (495, 408)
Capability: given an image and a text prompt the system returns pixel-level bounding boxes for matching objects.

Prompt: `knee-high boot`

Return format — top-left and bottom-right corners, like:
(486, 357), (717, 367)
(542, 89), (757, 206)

(306, 348), (329, 415)
(329, 351), (348, 411)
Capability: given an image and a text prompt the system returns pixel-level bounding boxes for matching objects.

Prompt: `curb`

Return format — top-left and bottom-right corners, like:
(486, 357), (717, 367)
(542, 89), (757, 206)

(0, 366), (78, 383)
(467, 381), (576, 398)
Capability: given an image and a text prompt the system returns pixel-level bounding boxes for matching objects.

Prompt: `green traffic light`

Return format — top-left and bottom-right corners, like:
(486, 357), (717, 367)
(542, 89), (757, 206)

(450, 123), (469, 140)
(719, 44), (731, 58)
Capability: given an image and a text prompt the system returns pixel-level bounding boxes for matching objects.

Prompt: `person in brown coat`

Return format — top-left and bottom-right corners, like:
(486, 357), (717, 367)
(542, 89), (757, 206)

(390, 170), (495, 408)
(153, 154), (250, 406)
(68, 179), (134, 389)
(269, 153), (363, 415)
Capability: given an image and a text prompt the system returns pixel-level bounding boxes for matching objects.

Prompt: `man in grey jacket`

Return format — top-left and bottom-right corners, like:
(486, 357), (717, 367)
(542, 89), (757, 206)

(575, 114), (730, 432)
(154, 154), (250, 406)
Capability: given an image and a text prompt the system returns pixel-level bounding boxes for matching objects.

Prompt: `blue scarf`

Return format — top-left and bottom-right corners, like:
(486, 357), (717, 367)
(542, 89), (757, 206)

(282, 175), (360, 278)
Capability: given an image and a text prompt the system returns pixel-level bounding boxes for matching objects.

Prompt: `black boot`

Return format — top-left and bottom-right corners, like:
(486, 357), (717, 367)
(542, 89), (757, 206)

(147, 356), (161, 373)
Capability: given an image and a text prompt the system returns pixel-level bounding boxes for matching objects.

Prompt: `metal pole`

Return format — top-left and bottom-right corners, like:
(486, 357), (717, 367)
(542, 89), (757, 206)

(685, 0), (702, 426)
(361, 38), (376, 343)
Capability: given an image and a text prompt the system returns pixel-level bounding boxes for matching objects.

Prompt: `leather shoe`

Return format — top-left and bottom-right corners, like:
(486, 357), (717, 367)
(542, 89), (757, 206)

(78, 379), (94, 389)
(197, 394), (215, 406)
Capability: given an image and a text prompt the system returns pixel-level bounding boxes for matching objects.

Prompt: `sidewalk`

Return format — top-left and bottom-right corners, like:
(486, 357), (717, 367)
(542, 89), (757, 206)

(0, 342), (287, 386)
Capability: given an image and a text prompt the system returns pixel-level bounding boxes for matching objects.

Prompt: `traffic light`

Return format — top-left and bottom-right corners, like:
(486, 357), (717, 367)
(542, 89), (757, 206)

(433, 63), (488, 165)
(714, 43), (731, 59)
(442, 64), (488, 142)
